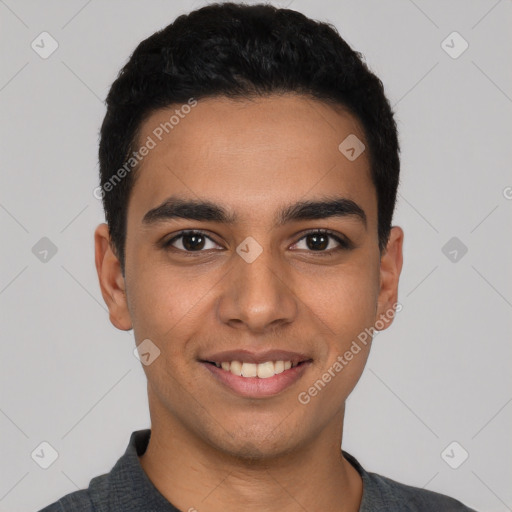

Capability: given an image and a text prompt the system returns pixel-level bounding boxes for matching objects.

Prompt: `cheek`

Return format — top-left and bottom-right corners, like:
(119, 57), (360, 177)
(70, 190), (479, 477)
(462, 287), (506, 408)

(127, 270), (194, 338)
(301, 258), (380, 338)
(125, 258), (222, 371)
(125, 265), (203, 392)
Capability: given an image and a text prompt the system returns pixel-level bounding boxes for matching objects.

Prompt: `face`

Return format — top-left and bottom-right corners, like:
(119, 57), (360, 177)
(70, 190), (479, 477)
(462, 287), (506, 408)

(95, 93), (403, 459)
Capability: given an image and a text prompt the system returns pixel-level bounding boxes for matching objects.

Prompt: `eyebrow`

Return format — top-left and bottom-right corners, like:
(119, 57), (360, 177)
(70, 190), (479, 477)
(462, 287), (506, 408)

(142, 196), (367, 228)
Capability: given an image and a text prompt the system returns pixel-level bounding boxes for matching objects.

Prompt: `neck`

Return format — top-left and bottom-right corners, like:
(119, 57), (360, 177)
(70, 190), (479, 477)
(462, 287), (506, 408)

(139, 397), (362, 512)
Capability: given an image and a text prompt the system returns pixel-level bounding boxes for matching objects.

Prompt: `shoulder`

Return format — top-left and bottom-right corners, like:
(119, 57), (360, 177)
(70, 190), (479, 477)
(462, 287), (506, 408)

(35, 429), (155, 512)
(342, 451), (477, 512)
(35, 472), (110, 512)
(362, 470), (478, 511)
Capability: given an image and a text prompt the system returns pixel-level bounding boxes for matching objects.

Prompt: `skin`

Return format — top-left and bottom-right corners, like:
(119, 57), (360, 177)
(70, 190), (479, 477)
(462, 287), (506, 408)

(95, 93), (403, 512)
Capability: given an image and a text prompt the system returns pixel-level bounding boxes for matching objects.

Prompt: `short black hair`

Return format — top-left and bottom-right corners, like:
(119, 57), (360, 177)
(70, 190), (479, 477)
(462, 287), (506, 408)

(98, 1), (400, 272)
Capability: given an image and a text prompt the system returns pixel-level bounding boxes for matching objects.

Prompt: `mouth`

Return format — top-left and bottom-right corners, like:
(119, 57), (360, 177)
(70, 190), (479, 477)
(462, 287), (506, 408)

(202, 359), (309, 378)
(198, 350), (313, 398)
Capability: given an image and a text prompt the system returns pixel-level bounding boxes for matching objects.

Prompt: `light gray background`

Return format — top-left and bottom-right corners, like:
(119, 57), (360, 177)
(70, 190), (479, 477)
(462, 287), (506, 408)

(1, 0), (511, 511)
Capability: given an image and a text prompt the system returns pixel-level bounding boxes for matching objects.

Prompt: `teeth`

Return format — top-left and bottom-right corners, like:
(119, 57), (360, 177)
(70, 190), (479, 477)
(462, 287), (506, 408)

(213, 360), (298, 378)
(274, 360), (285, 374)
(257, 361), (275, 379)
(230, 360), (242, 376)
(241, 362), (258, 377)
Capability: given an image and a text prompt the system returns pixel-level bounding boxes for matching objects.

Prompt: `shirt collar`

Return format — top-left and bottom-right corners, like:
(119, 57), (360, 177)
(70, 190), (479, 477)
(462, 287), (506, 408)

(106, 429), (180, 511)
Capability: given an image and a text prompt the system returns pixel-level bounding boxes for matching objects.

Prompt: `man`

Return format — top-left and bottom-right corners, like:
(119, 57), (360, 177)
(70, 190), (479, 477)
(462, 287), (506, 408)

(38, 2), (477, 511)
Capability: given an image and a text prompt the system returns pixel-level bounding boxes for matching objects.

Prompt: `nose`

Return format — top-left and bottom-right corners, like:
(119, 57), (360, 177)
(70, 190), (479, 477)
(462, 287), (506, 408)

(216, 246), (298, 334)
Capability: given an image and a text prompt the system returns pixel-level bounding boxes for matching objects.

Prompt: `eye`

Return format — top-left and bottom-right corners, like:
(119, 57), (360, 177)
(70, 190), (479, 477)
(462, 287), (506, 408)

(161, 229), (352, 255)
(163, 230), (223, 252)
(291, 229), (351, 253)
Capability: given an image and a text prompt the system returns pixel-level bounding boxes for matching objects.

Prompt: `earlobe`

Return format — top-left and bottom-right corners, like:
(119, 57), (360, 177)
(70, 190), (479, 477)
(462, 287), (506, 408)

(375, 226), (404, 331)
(94, 223), (133, 331)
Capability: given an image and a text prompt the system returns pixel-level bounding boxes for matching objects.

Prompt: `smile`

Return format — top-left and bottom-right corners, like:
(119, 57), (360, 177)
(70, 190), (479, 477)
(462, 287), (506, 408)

(207, 360), (300, 378)
(201, 359), (312, 398)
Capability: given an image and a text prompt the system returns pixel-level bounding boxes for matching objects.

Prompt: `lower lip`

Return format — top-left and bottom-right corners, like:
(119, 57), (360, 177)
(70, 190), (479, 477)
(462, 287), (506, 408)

(201, 361), (312, 398)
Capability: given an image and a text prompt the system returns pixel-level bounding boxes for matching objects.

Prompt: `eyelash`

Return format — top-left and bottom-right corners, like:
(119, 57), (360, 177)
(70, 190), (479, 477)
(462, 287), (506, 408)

(162, 229), (352, 256)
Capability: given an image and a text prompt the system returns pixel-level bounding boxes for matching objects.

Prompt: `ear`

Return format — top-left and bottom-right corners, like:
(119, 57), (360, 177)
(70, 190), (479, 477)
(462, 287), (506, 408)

(374, 226), (404, 331)
(94, 223), (132, 331)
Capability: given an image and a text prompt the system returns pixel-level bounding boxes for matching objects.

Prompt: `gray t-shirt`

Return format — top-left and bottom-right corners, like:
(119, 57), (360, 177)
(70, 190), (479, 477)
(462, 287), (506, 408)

(37, 429), (477, 511)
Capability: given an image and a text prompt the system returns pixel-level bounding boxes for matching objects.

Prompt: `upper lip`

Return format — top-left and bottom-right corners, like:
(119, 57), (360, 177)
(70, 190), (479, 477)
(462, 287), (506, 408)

(200, 349), (312, 365)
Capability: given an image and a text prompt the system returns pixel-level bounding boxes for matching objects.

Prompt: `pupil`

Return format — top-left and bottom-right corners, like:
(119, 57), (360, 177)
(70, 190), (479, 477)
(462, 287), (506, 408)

(183, 234), (205, 251)
(307, 234), (328, 251)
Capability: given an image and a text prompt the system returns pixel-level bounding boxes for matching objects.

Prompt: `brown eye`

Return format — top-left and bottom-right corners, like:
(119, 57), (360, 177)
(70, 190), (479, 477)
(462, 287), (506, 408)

(305, 233), (329, 251)
(292, 230), (351, 253)
(164, 231), (222, 252)
(181, 233), (206, 251)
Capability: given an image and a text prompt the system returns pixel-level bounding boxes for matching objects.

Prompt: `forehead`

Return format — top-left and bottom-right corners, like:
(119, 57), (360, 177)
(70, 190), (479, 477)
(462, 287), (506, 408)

(128, 94), (376, 226)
